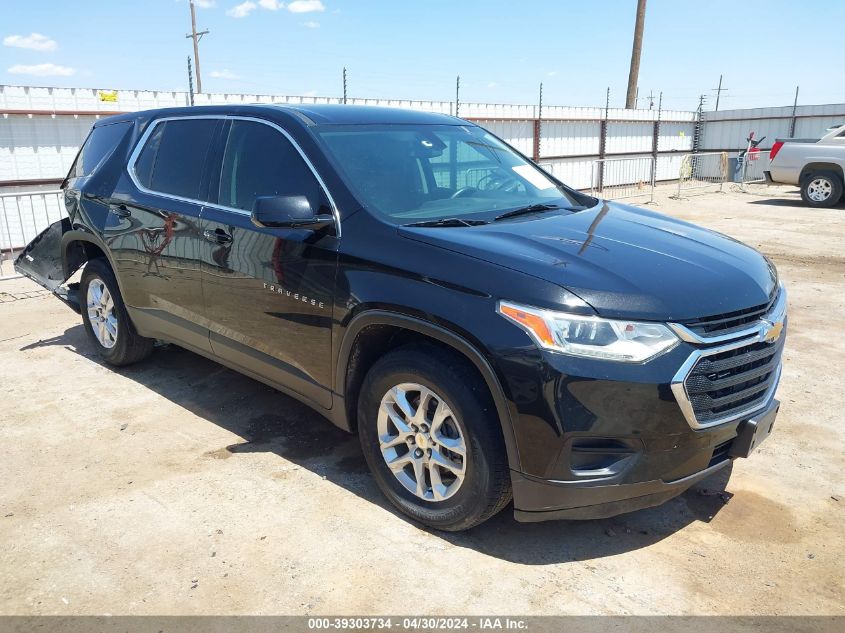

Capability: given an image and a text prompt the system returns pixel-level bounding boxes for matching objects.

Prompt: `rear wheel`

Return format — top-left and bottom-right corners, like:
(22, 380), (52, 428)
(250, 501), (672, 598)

(358, 344), (512, 531)
(80, 258), (154, 366)
(800, 170), (843, 208)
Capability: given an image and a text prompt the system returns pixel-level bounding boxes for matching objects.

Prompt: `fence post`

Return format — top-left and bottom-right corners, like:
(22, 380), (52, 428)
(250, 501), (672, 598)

(534, 82), (543, 163)
(598, 87), (610, 191)
(692, 94), (706, 154)
(650, 91), (662, 203)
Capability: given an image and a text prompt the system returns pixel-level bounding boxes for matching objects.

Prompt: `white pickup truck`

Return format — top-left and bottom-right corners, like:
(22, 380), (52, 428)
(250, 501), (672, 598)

(766, 124), (845, 207)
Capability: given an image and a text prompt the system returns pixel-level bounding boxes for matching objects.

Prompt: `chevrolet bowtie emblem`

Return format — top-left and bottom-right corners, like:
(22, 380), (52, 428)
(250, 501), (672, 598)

(760, 319), (784, 344)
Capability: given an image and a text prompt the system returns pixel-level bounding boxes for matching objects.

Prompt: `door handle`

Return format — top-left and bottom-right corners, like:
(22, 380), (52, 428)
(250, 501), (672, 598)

(109, 203), (131, 218)
(203, 228), (233, 244)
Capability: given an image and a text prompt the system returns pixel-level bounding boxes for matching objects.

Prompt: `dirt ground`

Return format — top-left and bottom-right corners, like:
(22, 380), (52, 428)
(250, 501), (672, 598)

(0, 184), (843, 616)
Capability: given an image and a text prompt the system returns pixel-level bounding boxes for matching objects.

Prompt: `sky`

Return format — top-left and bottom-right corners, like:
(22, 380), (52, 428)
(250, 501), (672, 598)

(1, 0), (843, 112)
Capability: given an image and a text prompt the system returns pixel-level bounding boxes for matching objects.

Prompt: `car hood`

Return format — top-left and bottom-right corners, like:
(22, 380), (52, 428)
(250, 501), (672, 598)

(398, 201), (777, 321)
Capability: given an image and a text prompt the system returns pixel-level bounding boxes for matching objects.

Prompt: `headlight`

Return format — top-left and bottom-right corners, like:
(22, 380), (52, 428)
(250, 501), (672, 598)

(498, 300), (679, 363)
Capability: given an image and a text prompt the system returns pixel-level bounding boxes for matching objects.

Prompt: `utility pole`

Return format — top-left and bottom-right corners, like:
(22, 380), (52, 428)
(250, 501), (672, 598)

(455, 75), (461, 117)
(186, 0), (209, 93)
(789, 85), (800, 137)
(712, 74), (728, 111)
(187, 56), (195, 106)
(625, 0), (647, 109)
(342, 67), (348, 104)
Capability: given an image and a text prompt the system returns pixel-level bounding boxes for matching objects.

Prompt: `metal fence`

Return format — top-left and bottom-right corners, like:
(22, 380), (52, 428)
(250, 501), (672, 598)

(740, 150), (771, 189)
(589, 156), (655, 201)
(674, 152), (729, 197)
(0, 189), (64, 278)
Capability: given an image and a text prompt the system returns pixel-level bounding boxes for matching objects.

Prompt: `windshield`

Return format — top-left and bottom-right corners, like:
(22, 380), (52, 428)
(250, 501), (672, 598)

(315, 124), (580, 223)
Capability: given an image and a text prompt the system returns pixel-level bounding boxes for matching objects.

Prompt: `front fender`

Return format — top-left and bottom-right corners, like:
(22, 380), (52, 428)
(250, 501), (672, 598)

(336, 309), (522, 472)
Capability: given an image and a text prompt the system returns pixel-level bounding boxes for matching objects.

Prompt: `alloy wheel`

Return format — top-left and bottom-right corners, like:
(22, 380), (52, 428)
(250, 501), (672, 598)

(86, 278), (118, 349)
(377, 383), (467, 502)
(807, 178), (833, 202)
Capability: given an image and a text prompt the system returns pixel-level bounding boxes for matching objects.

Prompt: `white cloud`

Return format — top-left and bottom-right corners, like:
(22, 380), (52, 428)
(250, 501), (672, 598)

(303, 20), (320, 28)
(8, 63), (75, 77)
(303, 90), (318, 97)
(193, 0), (216, 8)
(259, 0), (283, 8)
(3, 33), (57, 52)
(547, 71), (558, 77)
(210, 69), (240, 80)
(287, 0), (324, 13)
(487, 82), (498, 89)
(226, 1), (256, 17)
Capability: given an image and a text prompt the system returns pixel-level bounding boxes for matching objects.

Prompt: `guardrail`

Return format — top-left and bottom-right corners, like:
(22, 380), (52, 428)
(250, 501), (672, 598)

(0, 189), (64, 279)
(674, 152), (729, 198)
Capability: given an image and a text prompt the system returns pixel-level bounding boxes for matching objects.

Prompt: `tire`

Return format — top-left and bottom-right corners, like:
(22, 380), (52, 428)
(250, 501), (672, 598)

(800, 170), (843, 208)
(80, 258), (154, 366)
(358, 344), (512, 531)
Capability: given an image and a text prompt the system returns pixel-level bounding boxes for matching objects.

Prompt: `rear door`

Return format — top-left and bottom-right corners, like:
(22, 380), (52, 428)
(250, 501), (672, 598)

(198, 118), (339, 409)
(110, 116), (223, 352)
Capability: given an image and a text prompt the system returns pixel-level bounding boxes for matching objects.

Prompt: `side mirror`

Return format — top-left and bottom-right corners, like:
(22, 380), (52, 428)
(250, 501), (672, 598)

(251, 195), (334, 230)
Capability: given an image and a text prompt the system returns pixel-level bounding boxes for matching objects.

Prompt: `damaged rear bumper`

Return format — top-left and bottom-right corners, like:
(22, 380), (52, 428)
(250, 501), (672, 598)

(13, 218), (80, 313)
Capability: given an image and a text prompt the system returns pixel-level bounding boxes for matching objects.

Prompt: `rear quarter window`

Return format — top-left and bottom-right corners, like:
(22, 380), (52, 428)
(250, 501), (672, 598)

(69, 121), (132, 180)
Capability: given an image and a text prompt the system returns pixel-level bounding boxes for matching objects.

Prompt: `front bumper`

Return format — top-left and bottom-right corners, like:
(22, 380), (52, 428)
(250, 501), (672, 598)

(513, 397), (780, 521)
(512, 458), (730, 521)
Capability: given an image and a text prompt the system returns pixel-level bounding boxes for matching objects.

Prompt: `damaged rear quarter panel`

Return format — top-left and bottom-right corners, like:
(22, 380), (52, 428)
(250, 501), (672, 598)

(13, 217), (82, 312)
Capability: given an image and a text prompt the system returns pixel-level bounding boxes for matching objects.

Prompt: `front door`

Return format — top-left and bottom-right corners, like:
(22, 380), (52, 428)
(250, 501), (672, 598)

(199, 118), (338, 409)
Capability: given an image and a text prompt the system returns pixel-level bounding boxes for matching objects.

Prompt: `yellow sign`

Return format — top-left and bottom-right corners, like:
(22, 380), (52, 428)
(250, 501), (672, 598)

(98, 90), (118, 103)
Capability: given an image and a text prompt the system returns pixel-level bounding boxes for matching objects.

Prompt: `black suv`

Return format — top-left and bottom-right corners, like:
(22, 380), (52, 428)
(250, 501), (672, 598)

(16, 105), (786, 530)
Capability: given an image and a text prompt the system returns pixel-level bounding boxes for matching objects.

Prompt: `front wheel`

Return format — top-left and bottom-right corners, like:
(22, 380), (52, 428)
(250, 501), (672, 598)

(80, 258), (154, 366)
(800, 170), (843, 208)
(358, 345), (512, 531)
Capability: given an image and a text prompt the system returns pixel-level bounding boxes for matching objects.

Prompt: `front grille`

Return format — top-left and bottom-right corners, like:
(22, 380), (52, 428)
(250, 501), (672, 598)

(683, 338), (784, 424)
(681, 291), (777, 338)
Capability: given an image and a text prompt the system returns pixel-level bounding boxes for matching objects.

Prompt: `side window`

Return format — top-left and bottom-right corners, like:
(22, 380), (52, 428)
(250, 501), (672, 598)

(133, 122), (164, 189)
(218, 120), (329, 213)
(70, 121), (131, 180)
(132, 118), (218, 200)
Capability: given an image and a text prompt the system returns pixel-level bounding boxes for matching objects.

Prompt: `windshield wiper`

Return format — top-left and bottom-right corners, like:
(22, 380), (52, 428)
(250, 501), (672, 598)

(493, 203), (585, 221)
(403, 217), (488, 228)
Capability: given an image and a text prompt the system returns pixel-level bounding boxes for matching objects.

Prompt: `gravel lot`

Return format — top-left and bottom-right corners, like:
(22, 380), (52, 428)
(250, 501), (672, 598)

(1, 184), (843, 616)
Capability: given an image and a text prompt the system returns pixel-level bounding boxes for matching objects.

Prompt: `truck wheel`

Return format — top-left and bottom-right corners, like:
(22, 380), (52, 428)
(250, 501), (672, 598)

(800, 170), (843, 208)
(80, 258), (154, 366)
(358, 344), (512, 531)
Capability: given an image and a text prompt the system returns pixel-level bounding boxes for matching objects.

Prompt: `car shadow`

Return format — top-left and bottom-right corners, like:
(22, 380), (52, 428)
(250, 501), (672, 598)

(748, 197), (845, 208)
(22, 325), (735, 564)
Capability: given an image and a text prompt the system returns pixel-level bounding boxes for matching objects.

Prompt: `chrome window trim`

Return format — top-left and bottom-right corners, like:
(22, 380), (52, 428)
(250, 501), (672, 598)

(668, 283), (786, 344)
(671, 335), (784, 430)
(126, 114), (341, 237)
